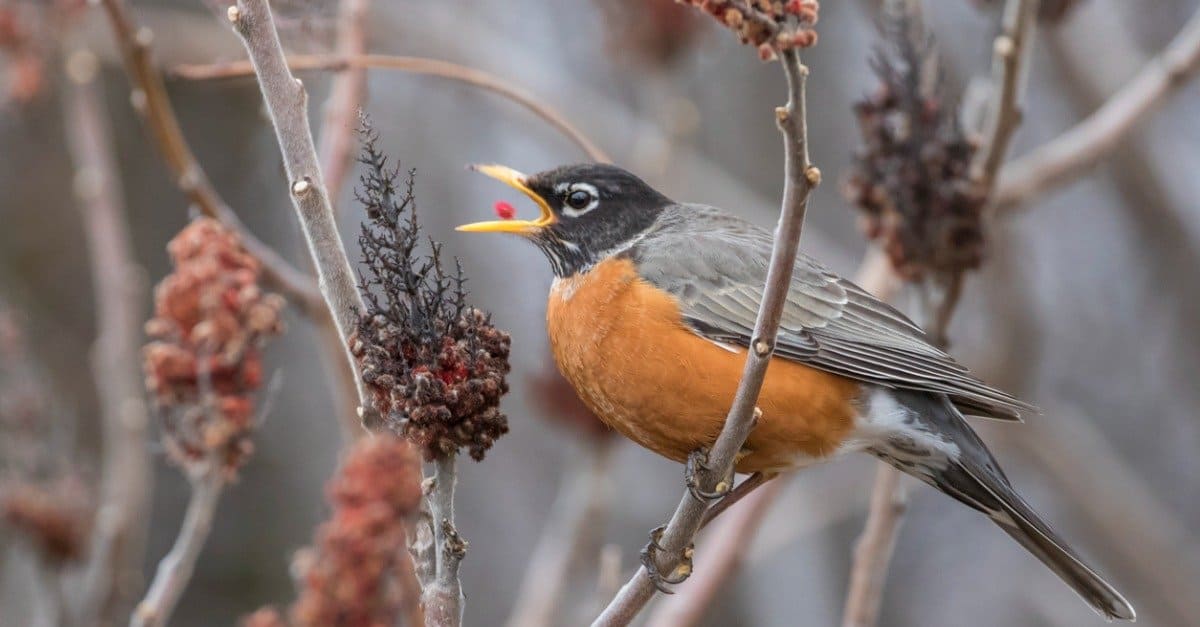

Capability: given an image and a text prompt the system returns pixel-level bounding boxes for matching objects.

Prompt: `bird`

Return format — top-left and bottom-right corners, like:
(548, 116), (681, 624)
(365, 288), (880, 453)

(457, 162), (1135, 621)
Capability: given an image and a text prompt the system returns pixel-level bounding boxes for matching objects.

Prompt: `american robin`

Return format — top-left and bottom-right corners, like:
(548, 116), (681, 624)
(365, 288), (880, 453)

(458, 163), (1135, 621)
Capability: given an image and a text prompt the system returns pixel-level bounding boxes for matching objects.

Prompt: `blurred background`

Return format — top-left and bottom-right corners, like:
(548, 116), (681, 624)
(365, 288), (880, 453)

(2, 0), (1199, 625)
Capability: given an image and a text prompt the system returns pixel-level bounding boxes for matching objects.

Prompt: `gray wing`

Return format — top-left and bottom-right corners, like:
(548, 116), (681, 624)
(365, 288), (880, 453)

(628, 205), (1036, 421)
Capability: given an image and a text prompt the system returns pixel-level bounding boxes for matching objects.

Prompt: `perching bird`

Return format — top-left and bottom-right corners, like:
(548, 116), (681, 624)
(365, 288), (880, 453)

(458, 163), (1135, 621)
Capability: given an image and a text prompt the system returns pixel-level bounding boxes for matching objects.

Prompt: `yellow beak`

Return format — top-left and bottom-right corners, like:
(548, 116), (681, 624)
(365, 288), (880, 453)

(456, 164), (556, 234)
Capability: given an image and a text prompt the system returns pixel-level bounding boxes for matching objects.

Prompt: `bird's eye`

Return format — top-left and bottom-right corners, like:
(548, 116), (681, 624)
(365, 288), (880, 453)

(566, 189), (593, 210)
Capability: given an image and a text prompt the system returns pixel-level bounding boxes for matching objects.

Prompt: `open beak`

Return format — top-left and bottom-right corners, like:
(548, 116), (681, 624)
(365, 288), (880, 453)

(456, 164), (556, 235)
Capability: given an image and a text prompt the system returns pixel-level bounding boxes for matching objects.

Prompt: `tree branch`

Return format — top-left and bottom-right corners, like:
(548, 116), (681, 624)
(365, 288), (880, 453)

(317, 0), (371, 205)
(423, 454), (465, 626)
(592, 47), (818, 627)
(993, 8), (1200, 211)
(645, 476), (786, 627)
(61, 47), (153, 627)
(130, 465), (223, 627)
(970, 0), (1040, 192)
(96, 0), (322, 314)
(227, 0), (379, 434)
(172, 54), (609, 163)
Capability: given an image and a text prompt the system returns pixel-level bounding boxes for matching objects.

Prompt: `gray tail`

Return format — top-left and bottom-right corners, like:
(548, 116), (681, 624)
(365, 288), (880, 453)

(882, 391), (1136, 622)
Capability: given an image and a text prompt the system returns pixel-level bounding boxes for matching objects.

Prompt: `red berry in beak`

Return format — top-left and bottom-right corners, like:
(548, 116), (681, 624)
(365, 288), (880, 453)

(494, 201), (516, 220)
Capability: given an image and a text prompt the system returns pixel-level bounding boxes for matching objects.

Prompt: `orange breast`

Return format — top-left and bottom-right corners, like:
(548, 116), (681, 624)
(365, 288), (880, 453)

(546, 257), (862, 474)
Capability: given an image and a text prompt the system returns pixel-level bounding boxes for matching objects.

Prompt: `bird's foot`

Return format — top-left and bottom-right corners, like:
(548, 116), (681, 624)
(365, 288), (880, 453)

(640, 525), (694, 593)
(685, 447), (733, 503)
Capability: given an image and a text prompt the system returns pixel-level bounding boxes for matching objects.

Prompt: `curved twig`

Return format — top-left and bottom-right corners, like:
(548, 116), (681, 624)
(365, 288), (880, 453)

(172, 54), (609, 163)
(993, 8), (1200, 211)
(131, 465), (223, 627)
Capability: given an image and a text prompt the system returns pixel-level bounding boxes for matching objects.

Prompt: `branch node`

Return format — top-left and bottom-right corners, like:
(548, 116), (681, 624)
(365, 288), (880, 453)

(135, 27), (154, 48)
(290, 177), (313, 197)
(226, 5), (241, 23)
(753, 339), (771, 356)
(993, 35), (1015, 59)
(804, 165), (822, 187)
(129, 88), (147, 113)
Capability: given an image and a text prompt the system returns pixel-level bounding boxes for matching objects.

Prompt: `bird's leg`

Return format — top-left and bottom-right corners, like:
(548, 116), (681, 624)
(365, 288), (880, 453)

(639, 525), (695, 593)
(685, 447), (734, 502)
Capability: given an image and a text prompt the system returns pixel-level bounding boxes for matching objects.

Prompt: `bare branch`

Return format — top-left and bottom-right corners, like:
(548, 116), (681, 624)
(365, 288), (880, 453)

(227, 0), (378, 434)
(507, 441), (614, 627)
(317, 0), (371, 205)
(96, 0), (322, 314)
(423, 455), (465, 627)
(130, 465), (223, 627)
(970, 0), (1041, 192)
(61, 47), (153, 626)
(841, 465), (908, 627)
(645, 477), (786, 627)
(592, 47), (818, 627)
(173, 54), (609, 163)
(993, 9), (1200, 211)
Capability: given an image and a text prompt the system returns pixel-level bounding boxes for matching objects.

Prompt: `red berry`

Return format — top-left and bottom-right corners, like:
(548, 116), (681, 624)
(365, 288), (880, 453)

(493, 201), (516, 220)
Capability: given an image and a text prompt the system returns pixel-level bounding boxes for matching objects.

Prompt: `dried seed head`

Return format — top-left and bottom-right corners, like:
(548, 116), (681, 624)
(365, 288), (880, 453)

(249, 434), (422, 627)
(352, 116), (511, 461)
(677, 0), (819, 56)
(143, 218), (285, 477)
(843, 7), (985, 280)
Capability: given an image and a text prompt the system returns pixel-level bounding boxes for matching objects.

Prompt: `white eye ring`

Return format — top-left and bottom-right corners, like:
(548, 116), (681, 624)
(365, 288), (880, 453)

(560, 182), (599, 217)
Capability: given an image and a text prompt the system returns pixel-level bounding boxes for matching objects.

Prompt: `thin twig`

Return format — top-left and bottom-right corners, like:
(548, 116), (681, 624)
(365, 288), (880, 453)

(227, 0), (378, 431)
(841, 3), (1039, 624)
(130, 465), (223, 627)
(96, 0), (322, 314)
(592, 47), (817, 627)
(841, 464), (908, 627)
(317, 0), (371, 205)
(993, 8), (1200, 210)
(506, 440), (614, 627)
(172, 54), (609, 163)
(61, 48), (153, 627)
(423, 454), (465, 627)
(970, 0), (1041, 192)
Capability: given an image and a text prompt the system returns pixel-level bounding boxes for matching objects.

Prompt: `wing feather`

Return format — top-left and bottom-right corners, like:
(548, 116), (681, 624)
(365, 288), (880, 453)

(630, 205), (1037, 421)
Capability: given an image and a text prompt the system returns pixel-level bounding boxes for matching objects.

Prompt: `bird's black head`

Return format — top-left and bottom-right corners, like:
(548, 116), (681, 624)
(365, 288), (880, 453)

(457, 163), (673, 277)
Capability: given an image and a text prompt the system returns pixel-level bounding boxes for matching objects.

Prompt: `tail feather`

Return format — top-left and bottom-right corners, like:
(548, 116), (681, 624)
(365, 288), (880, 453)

(875, 390), (1136, 621)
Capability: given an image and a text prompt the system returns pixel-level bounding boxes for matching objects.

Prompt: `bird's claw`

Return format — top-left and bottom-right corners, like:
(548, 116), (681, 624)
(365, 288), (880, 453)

(640, 525), (694, 593)
(685, 448), (732, 503)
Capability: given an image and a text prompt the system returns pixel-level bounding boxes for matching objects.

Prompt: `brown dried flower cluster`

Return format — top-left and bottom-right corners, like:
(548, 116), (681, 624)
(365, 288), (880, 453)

(350, 120), (511, 462)
(843, 10), (986, 280)
(244, 434), (423, 627)
(143, 218), (285, 477)
(683, 0), (819, 60)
